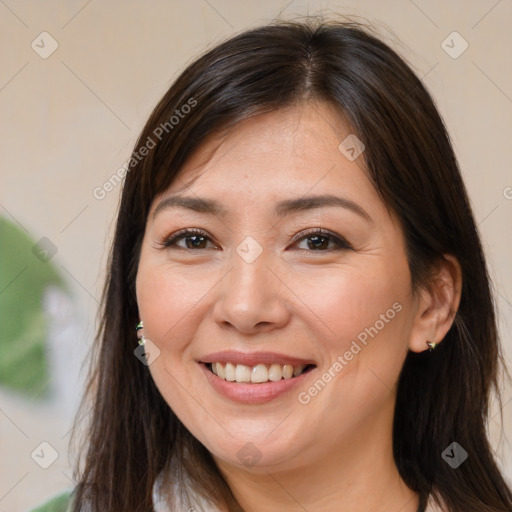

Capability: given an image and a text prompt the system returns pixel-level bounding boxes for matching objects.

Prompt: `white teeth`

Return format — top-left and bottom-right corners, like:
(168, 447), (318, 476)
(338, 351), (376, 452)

(282, 364), (293, 379)
(293, 364), (305, 377)
(235, 364), (251, 382)
(216, 362), (226, 379)
(268, 364), (283, 381)
(224, 362), (236, 381)
(251, 364), (268, 383)
(209, 362), (311, 383)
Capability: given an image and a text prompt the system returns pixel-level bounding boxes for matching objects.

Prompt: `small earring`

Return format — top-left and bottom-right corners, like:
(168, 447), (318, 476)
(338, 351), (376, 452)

(426, 340), (437, 351)
(136, 320), (146, 346)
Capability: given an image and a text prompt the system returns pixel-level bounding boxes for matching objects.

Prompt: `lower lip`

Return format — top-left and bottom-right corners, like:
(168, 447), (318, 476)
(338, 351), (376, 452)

(199, 363), (315, 404)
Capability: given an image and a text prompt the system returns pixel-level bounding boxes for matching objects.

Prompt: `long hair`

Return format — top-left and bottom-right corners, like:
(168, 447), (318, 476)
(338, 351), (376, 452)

(70, 18), (512, 511)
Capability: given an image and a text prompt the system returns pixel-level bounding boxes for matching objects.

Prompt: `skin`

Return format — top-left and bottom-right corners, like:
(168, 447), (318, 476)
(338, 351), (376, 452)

(135, 101), (462, 512)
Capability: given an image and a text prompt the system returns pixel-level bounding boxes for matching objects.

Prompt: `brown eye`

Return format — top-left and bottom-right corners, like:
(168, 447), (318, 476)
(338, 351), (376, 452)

(163, 229), (217, 250)
(293, 229), (352, 252)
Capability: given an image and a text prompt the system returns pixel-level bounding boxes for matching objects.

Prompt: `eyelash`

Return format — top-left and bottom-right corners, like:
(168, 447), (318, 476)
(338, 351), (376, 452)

(159, 227), (352, 252)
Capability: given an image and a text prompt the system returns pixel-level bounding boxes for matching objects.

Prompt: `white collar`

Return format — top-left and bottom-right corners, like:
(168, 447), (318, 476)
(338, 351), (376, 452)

(152, 468), (221, 512)
(153, 469), (444, 512)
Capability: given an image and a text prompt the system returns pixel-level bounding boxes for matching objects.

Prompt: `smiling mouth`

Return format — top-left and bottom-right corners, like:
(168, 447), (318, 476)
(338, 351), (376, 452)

(205, 362), (316, 384)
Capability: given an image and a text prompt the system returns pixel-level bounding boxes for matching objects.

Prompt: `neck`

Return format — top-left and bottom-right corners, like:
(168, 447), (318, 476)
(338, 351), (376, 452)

(215, 400), (419, 512)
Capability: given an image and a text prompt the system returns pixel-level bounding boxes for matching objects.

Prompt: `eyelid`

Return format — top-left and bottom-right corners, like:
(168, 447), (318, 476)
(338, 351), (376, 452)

(292, 228), (353, 252)
(158, 227), (352, 252)
(289, 227), (350, 247)
(160, 228), (217, 249)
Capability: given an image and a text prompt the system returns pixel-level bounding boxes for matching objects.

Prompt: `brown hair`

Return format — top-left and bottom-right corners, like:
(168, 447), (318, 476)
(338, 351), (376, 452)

(71, 17), (512, 512)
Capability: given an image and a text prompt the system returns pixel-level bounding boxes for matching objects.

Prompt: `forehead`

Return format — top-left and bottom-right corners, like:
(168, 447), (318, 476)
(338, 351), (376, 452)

(150, 102), (382, 220)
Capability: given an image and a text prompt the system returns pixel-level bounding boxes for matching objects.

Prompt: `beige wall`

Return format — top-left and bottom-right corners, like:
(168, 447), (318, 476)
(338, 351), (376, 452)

(1, 1), (511, 509)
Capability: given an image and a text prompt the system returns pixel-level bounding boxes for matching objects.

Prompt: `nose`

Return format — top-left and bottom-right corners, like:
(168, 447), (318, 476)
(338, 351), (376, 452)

(212, 246), (291, 335)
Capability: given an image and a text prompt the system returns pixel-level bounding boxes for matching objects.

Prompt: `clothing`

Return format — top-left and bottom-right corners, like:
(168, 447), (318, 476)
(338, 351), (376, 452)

(29, 485), (445, 512)
(152, 469), (447, 512)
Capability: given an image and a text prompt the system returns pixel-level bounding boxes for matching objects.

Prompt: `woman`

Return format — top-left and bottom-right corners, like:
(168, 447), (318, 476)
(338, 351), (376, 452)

(34, 17), (512, 512)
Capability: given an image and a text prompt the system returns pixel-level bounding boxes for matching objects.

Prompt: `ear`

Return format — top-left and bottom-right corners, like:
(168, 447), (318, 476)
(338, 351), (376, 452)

(408, 254), (462, 353)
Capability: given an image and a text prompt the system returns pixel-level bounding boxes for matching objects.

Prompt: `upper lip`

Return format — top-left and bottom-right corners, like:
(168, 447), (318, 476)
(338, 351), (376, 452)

(199, 350), (317, 367)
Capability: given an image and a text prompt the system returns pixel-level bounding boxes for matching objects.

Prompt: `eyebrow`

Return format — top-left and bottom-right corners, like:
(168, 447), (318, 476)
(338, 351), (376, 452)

(153, 193), (372, 222)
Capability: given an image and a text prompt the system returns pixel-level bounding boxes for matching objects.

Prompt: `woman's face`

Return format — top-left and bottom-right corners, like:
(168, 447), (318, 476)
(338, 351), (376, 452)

(136, 101), (422, 473)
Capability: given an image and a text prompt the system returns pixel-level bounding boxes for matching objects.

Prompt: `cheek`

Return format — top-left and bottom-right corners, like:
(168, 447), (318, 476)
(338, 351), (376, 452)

(294, 261), (409, 349)
(297, 259), (412, 403)
(136, 260), (212, 348)
(135, 260), (210, 420)
(293, 268), (411, 416)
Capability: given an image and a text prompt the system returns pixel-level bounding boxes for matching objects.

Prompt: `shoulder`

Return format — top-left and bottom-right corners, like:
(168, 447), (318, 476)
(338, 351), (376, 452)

(28, 490), (73, 512)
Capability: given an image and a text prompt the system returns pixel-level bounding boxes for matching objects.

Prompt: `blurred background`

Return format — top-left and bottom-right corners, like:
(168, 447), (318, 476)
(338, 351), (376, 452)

(0, 0), (511, 510)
